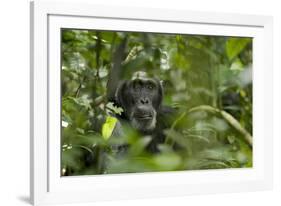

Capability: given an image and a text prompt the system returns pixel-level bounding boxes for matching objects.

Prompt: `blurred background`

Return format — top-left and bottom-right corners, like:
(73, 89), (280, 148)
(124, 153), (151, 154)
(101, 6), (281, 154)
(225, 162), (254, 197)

(61, 29), (253, 176)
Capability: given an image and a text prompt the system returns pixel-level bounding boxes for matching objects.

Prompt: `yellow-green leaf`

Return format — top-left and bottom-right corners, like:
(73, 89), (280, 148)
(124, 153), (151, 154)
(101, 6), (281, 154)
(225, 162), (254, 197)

(226, 37), (251, 61)
(102, 116), (118, 140)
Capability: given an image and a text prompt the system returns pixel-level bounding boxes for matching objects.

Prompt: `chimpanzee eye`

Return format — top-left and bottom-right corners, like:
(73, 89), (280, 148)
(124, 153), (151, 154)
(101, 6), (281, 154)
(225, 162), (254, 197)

(146, 83), (154, 90)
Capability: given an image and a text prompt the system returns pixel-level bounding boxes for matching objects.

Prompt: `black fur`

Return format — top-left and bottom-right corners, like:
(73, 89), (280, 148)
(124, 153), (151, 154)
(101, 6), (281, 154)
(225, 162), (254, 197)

(114, 72), (175, 153)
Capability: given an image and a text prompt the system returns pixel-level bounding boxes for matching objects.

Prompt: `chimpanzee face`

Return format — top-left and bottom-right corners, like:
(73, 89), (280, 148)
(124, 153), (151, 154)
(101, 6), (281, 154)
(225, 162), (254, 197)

(115, 74), (163, 133)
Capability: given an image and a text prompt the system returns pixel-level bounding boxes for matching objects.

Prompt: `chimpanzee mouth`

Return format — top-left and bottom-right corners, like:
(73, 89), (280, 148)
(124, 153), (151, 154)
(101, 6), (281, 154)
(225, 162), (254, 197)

(134, 115), (153, 120)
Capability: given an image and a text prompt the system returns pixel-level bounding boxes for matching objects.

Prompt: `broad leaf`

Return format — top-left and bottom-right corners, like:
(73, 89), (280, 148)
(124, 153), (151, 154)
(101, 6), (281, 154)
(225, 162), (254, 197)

(102, 116), (118, 140)
(226, 38), (251, 61)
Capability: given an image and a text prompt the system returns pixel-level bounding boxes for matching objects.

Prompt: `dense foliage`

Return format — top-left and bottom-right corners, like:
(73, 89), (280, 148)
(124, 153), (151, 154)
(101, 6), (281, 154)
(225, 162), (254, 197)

(61, 29), (252, 176)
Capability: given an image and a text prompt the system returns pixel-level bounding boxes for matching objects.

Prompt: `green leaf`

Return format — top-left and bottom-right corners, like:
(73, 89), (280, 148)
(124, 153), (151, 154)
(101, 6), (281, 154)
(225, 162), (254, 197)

(227, 135), (236, 144)
(153, 153), (181, 170)
(129, 136), (152, 156)
(106, 102), (124, 115)
(102, 116), (118, 140)
(230, 58), (244, 71)
(226, 38), (251, 61)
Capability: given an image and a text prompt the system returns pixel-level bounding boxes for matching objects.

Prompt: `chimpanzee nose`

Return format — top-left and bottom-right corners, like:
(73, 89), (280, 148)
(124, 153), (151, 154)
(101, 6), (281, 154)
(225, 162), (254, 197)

(140, 97), (149, 105)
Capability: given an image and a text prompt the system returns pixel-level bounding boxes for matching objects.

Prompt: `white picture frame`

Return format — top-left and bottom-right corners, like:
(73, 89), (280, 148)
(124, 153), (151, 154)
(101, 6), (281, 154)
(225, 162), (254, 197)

(30, 0), (273, 205)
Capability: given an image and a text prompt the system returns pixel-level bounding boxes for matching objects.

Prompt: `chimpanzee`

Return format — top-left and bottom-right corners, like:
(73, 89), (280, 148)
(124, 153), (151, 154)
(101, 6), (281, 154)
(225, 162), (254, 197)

(66, 71), (175, 175)
(113, 71), (175, 153)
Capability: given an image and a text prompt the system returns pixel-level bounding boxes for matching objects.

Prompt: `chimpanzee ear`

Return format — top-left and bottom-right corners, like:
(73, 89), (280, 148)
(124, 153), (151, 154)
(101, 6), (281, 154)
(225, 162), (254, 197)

(114, 80), (128, 108)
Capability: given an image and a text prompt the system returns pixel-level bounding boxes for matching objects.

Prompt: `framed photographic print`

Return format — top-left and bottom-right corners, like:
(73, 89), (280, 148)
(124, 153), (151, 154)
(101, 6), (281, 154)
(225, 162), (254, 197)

(30, 0), (273, 205)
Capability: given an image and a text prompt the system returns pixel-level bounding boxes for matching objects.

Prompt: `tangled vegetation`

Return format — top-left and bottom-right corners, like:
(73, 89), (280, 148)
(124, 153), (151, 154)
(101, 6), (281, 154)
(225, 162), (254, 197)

(61, 29), (252, 176)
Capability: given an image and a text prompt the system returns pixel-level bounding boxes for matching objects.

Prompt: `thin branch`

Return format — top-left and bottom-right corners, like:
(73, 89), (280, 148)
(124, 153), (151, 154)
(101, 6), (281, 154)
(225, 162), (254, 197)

(75, 76), (86, 98)
(95, 32), (101, 80)
(188, 105), (252, 147)
(94, 95), (106, 106)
